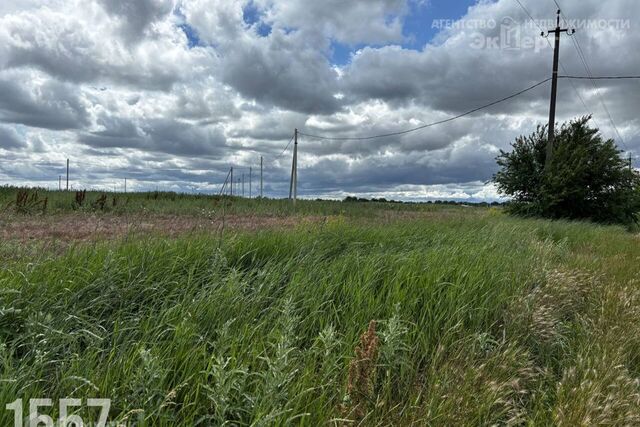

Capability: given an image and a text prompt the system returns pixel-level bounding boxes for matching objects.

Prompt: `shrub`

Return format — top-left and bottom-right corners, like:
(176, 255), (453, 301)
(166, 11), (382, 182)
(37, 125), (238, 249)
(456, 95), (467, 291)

(493, 116), (640, 224)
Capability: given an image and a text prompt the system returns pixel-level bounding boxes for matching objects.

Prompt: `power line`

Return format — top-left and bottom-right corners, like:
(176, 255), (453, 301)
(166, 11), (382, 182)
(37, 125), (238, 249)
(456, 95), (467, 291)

(515, 0), (631, 150)
(513, 0), (538, 24)
(511, 0), (601, 136)
(300, 78), (552, 141)
(276, 135), (295, 159)
(552, 0), (627, 149)
(559, 75), (640, 80)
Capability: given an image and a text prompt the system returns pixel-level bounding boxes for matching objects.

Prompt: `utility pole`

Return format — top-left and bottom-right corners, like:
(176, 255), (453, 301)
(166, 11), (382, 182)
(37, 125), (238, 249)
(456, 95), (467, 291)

(58, 175), (61, 191)
(66, 158), (69, 191)
(260, 156), (263, 198)
(289, 129), (298, 204)
(242, 173), (245, 197)
(219, 168), (232, 196)
(230, 167), (234, 196)
(543, 10), (575, 170)
(124, 178), (127, 193)
(249, 167), (252, 198)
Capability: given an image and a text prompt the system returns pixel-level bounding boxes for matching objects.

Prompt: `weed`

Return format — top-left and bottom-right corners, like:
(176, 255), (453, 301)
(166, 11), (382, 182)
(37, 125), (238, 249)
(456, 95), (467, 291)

(74, 189), (86, 207)
(93, 194), (108, 210)
(341, 320), (380, 422)
(0, 202), (638, 425)
(14, 189), (47, 214)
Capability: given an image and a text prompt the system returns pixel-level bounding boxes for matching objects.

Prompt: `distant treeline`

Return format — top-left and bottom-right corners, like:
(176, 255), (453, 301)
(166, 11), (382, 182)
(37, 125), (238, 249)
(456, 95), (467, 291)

(339, 196), (503, 207)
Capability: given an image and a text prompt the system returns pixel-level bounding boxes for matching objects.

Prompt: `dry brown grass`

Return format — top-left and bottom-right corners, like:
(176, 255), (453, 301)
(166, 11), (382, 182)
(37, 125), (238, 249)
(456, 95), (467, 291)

(341, 320), (380, 423)
(553, 354), (640, 426)
(0, 212), (322, 245)
(507, 269), (598, 348)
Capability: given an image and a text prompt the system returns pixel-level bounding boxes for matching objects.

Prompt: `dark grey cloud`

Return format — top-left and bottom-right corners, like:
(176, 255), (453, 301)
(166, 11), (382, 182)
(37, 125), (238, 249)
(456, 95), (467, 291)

(298, 141), (500, 195)
(0, 77), (90, 130)
(341, 43), (550, 116)
(228, 109), (306, 142)
(171, 83), (241, 124)
(97, 0), (175, 41)
(221, 30), (342, 114)
(0, 125), (26, 150)
(79, 115), (227, 157)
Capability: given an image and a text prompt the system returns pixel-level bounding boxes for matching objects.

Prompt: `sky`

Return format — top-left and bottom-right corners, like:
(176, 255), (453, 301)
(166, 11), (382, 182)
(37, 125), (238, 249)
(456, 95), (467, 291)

(0, 0), (639, 201)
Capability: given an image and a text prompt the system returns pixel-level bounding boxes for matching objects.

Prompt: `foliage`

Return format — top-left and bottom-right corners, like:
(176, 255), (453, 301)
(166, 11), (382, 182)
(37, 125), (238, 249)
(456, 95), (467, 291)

(0, 185), (465, 218)
(12, 189), (47, 214)
(493, 116), (640, 224)
(1, 211), (639, 424)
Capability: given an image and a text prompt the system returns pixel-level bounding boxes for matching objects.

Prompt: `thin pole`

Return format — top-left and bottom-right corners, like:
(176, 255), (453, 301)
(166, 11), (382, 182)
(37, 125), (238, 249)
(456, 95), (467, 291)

(242, 173), (245, 197)
(230, 167), (234, 196)
(293, 129), (298, 204)
(260, 156), (263, 198)
(249, 167), (252, 198)
(545, 10), (573, 170)
(289, 129), (298, 202)
(219, 168), (232, 196)
(66, 159), (69, 191)
(58, 175), (61, 191)
(124, 178), (127, 193)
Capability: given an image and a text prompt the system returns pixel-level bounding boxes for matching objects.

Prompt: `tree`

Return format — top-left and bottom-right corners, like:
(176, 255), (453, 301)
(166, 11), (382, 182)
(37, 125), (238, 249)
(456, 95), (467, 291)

(493, 116), (640, 224)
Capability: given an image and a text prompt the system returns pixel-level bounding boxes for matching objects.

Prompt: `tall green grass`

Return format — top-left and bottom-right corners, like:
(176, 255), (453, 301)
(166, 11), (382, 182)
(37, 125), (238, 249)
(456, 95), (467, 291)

(0, 214), (638, 425)
(0, 185), (453, 218)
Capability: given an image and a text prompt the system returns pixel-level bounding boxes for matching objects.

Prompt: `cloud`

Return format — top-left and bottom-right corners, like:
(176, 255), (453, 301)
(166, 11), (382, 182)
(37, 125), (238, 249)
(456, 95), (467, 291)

(0, 72), (90, 130)
(220, 30), (343, 114)
(97, 0), (175, 41)
(255, 0), (407, 45)
(0, 2), (215, 90)
(79, 115), (227, 157)
(0, 0), (639, 199)
(0, 125), (26, 150)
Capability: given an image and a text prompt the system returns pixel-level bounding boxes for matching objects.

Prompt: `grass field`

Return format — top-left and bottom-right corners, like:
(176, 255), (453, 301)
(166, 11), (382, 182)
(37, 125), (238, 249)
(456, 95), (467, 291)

(1, 187), (639, 425)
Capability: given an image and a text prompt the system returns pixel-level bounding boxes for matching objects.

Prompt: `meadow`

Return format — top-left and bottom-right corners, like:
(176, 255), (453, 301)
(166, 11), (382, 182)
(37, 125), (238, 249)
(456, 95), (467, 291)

(0, 186), (639, 425)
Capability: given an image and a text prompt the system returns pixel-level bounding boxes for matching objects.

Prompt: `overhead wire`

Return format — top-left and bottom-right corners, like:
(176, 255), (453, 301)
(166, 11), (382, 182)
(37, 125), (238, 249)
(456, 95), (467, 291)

(512, 0), (602, 133)
(552, 0), (628, 150)
(225, 3), (639, 190)
(559, 75), (640, 81)
(299, 78), (553, 141)
(276, 135), (295, 159)
(296, 75), (638, 142)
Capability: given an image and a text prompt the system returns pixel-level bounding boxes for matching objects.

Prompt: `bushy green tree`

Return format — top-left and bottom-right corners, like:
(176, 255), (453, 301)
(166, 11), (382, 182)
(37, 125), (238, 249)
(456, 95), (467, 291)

(493, 116), (640, 224)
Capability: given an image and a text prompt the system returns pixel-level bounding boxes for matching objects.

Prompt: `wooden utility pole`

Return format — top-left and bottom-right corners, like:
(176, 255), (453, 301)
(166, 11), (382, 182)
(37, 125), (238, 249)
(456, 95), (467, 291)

(58, 175), (61, 191)
(260, 156), (263, 198)
(66, 159), (69, 191)
(543, 10), (575, 170)
(230, 167), (234, 196)
(124, 178), (127, 193)
(219, 168), (233, 196)
(249, 167), (252, 198)
(289, 129), (298, 204)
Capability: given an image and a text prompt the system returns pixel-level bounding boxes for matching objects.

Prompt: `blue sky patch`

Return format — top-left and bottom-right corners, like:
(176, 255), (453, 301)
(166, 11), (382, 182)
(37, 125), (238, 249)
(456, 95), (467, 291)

(243, 1), (272, 37)
(330, 0), (476, 65)
(174, 7), (204, 48)
(402, 0), (474, 49)
(178, 23), (203, 48)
